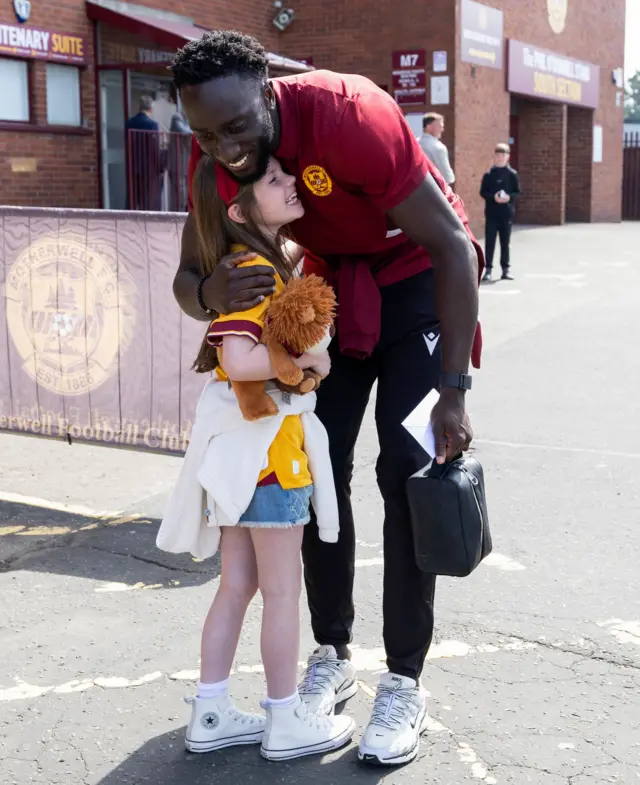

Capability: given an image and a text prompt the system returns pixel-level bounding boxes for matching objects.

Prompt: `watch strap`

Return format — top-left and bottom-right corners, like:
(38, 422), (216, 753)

(196, 275), (214, 316)
(440, 372), (472, 391)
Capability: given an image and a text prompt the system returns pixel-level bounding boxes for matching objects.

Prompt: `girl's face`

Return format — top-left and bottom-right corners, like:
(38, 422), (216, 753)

(232, 157), (304, 235)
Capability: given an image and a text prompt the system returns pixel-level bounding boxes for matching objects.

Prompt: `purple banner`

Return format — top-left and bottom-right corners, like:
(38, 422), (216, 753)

(508, 40), (600, 109)
(0, 208), (206, 454)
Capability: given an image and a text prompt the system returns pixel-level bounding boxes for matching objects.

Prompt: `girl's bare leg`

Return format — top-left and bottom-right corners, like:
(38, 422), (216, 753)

(200, 526), (258, 684)
(250, 527), (304, 699)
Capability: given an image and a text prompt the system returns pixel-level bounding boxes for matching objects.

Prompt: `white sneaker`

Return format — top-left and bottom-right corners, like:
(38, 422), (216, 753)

(184, 694), (266, 753)
(298, 645), (358, 715)
(358, 673), (429, 766)
(260, 693), (356, 761)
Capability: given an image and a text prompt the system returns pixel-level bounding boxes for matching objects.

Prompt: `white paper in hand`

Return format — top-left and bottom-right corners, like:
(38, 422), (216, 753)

(402, 388), (440, 458)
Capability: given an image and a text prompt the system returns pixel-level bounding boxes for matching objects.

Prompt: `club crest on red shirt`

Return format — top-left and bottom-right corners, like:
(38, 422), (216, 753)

(302, 165), (332, 197)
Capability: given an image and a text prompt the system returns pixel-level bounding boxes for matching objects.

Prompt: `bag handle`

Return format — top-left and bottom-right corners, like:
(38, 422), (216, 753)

(422, 454), (464, 479)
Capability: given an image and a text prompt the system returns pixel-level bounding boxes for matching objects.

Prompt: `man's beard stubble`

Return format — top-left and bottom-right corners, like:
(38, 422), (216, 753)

(232, 109), (275, 186)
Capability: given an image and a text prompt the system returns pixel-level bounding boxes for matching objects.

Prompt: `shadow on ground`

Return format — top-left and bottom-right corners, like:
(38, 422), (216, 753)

(0, 500), (219, 587)
(95, 729), (394, 785)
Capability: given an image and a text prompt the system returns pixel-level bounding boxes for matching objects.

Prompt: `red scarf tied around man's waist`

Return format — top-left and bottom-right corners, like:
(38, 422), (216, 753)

(303, 239), (484, 369)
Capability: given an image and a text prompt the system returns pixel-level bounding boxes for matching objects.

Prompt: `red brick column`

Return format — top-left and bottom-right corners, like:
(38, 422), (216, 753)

(516, 101), (567, 225)
(566, 107), (593, 222)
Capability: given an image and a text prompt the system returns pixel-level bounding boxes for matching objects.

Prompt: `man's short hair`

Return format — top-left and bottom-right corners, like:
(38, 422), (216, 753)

(495, 143), (510, 154)
(423, 112), (444, 130)
(139, 95), (154, 113)
(171, 30), (269, 90)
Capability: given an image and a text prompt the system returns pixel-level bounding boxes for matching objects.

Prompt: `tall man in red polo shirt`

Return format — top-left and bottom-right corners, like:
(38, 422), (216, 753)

(172, 31), (483, 766)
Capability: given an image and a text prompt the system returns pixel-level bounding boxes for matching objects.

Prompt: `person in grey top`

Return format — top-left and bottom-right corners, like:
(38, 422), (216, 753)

(168, 83), (192, 211)
(419, 112), (455, 186)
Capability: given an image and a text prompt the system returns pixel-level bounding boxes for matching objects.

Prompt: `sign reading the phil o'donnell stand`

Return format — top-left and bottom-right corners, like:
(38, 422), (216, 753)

(508, 40), (600, 110)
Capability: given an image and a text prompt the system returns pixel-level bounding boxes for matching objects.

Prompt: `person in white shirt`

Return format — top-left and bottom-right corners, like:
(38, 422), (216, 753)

(419, 112), (455, 186)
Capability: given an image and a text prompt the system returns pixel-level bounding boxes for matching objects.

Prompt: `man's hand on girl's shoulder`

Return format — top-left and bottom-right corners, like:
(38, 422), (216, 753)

(203, 250), (276, 314)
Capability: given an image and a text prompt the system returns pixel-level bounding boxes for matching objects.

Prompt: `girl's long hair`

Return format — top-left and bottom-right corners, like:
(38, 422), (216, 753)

(191, 154), (294, 373)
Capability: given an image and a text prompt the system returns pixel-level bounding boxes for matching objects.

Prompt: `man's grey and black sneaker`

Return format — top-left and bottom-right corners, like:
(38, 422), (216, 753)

(358, 673), (429, 766)
(298, 645), (358, 715)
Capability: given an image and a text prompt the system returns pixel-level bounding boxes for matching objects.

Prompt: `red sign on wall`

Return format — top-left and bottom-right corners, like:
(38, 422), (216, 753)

(392, 50), (426, 106)
(0, 24), (87, 65)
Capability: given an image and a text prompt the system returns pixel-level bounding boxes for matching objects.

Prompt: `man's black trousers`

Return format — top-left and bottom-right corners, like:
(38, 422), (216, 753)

(302, 270), (440, 680)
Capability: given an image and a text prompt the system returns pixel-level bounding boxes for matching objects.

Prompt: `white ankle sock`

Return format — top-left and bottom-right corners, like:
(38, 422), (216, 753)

(266, 691), (298, 708)
(197, 679), (229, 699)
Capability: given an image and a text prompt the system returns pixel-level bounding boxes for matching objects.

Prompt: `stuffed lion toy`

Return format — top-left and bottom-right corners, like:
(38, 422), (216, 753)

(229, 274), (336, 421)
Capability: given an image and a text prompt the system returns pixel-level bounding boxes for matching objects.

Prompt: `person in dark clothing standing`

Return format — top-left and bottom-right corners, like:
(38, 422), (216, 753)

(480, 143), (521, 281)
(126, 95), (165, 210)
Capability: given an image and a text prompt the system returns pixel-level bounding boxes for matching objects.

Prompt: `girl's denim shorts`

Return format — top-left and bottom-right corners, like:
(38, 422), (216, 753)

(238, 484), (313, 528)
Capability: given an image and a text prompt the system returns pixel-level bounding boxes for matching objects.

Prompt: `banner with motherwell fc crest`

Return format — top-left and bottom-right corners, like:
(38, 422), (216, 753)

(0, 208), (206, 454)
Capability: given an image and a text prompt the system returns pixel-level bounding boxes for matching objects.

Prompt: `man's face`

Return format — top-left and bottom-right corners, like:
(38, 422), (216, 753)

(181, 73), (275, 183)
(428, 119), (443, 139)
(494, 152), (509, 167)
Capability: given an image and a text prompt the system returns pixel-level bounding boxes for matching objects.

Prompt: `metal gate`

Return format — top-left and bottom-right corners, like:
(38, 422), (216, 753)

(623, 133), (640, 220)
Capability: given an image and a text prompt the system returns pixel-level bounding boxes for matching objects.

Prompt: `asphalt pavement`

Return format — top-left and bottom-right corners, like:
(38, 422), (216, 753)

(1, 223), (639, 785)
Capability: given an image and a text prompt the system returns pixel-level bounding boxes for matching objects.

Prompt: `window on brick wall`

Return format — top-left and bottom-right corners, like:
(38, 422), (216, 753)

(0, 58), (30, 122)
(46, 64), (81, 126)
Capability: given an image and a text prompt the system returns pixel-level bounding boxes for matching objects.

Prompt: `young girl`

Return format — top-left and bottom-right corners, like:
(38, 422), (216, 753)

(179, 155), (355, 761)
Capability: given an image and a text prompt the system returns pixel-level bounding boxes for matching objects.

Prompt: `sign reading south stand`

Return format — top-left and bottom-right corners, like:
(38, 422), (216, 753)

(0, 23), (86, 64)
(508, 40), (600, 110)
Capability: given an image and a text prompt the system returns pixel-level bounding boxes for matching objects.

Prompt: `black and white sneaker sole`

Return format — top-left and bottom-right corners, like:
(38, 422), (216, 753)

(260, 721), (357, 762)
(185, 731), (264, 753)
(357, 708), (429, 766)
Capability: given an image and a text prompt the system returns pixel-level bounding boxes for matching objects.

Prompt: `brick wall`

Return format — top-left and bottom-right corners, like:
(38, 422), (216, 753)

(454, 0), (625, 232)
(1, 0), (625, 217)
(566, 106), (593, 222)
(517, 101), (567, 224)
(278, 0), (457, 155)
(0, 0), (278, 209)
(0, 2), (98, 207)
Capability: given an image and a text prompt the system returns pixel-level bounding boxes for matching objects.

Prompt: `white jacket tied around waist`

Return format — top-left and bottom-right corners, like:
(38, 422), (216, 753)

(156, 381), (339, 560)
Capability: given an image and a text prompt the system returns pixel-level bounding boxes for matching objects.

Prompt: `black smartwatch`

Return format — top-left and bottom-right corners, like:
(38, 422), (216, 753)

(196, 275), (214, 316)
(440, 372), (472, 391)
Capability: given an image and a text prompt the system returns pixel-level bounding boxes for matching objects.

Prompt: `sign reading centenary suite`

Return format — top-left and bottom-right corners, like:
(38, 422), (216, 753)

(0, 208), (205, 454)
(508, 40), (600, 109)
(460, 0), (503, 70)
(0, 24), (86, 64)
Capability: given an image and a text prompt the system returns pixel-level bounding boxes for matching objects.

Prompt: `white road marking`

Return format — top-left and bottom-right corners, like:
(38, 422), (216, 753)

(525, 273), (584, 281)
(475, 438), (640, 461)
(482, 553), (526, 571)
(597, 619), (640, 646)
(0, 491), (124, 519)
(0, 638), (540, 702)
(355, 557), (384, 567)
(354, 552), (526, 572)
(426, 716), (450, 733)
(0, 672), (163, 702)
(558, 743), (576, 750)
(95, 580), (181, 593)
(357, 680), (376, 698)
(356, 540), (380, 548)
(457, 741), (497, 783)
